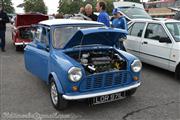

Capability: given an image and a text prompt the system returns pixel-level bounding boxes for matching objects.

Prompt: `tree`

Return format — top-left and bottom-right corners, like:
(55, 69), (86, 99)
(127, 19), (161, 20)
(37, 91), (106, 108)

(24, 0), (47, 14)
(58, 0), (84, 14)
(58, 0), (114, 15)
(1, 0), (14, 13)
(104, 0), (114, 15)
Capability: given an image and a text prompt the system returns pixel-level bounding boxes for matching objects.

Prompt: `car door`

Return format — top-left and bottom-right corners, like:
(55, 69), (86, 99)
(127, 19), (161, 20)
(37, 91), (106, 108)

(139, 23), (173, 70)
(125, 22), (146, 58)
(24, 26), (50, 81)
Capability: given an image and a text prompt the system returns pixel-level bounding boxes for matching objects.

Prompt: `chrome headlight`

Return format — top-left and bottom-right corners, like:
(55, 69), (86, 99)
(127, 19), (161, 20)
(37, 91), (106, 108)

(131, 60), (142, 73)
(68, 67), (82, 82)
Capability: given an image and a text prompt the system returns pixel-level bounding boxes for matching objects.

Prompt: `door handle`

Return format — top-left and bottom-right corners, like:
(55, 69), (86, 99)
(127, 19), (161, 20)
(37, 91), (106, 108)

(142, 41), (148, 44)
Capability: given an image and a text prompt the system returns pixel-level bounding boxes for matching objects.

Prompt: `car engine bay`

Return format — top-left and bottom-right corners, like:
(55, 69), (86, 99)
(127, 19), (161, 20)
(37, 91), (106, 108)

(65, 49), (127, 75)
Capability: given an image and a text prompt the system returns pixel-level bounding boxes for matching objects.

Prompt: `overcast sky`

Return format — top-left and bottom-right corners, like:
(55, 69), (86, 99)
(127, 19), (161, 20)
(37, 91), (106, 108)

(12, 0), (59, 14)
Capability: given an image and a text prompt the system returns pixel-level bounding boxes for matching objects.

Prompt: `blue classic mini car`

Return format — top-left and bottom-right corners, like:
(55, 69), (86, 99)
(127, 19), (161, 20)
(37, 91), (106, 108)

(24, 19), (142, 110)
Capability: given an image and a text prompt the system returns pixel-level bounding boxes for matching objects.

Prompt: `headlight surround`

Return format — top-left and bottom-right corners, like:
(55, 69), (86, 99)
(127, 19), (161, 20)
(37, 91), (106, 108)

(131, 60), (142, 73)
(68, 67), (82, 82)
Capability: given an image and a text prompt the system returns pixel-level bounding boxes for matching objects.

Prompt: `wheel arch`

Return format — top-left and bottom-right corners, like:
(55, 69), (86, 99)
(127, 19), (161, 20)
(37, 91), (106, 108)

(175, 62), (180, 80)
(175, 62), (180, 72)
(48, 72), (64, 94)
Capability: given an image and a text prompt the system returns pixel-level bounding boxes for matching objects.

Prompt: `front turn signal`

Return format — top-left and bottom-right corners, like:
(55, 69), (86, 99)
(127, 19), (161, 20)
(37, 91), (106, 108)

(72, 86), (78, 91)
(133, 76), (139, 81)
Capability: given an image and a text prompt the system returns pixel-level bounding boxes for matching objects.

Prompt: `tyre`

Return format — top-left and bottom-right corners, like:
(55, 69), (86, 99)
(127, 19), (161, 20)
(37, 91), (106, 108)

(16, 46), (21, 51)
(50, 78), (68, 110)
(175, 65), (180, 80)
(122, 88), (137, 97)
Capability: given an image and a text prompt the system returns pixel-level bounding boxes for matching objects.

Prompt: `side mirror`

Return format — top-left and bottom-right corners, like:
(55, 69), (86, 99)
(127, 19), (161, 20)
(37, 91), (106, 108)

(159, 37), (171, 43)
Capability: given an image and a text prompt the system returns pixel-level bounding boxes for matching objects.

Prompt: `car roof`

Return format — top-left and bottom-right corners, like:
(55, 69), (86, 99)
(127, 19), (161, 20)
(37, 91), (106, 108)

(130, 18), (179, 24)
(16, 13), (47, 16)
(39, 19), (104, 26)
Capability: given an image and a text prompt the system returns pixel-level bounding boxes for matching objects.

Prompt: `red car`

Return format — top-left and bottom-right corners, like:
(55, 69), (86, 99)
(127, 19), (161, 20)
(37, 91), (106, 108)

(12, 13), (48, 51)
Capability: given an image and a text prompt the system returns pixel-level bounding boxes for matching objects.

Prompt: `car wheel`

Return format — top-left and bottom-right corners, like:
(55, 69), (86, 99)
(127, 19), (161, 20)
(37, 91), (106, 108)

(122, 88), (137, 97)
(175, 65), (180, 80)
(16, 46), (21, 51)
(50, 78), (68, 110)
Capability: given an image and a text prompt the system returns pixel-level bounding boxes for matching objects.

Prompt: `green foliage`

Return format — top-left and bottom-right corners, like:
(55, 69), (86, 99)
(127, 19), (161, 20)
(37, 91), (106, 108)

(24, 0), (47, 14)
(2, 0), (14, 13)
(104, 0), (114, 15)
(58, 0), (114, 15)
(58, 0), (84, 14)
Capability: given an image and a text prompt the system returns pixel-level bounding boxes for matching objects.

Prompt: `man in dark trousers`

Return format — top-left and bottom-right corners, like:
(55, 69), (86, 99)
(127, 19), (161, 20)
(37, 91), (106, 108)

(0, 2), (9, 52)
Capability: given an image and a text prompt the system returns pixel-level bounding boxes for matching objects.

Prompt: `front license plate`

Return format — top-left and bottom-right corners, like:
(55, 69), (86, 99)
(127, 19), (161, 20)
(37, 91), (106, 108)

(92, 92), (124, 105)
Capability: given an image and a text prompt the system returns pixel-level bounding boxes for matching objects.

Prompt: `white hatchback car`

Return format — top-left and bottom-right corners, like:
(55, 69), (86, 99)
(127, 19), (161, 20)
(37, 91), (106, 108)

(124, 19), (180, 79)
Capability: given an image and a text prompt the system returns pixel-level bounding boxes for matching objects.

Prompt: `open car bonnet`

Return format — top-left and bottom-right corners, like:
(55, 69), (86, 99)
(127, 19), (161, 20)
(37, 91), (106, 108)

(63, 28), (128, 49)
(15, 13), (48, 27)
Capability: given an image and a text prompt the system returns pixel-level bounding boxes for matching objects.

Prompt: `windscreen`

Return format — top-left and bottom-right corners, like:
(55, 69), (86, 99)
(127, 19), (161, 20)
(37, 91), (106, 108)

(53, 24), (104, 48)
(119, 7), (152, 19)
(166, 22), (180, 42)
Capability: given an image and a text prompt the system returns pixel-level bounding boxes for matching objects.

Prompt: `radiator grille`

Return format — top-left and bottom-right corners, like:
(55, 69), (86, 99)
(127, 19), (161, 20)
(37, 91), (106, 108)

(80, 71), (132, 92)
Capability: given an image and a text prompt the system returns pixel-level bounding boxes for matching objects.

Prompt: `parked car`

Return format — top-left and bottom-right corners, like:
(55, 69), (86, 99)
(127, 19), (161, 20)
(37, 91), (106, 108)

(124, 19), (180, 79)
(12, 13), (48, 51)
(24, 19), (142, 110)
(113, 1), (152, 22)
(174, 11), (180, 20)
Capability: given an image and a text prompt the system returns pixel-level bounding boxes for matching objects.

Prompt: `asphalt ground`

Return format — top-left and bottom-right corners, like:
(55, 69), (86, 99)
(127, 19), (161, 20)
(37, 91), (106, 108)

(0, 24), (179, 120)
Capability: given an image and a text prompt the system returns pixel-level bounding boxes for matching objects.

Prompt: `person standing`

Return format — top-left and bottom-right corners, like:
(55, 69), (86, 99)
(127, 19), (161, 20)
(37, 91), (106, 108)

(0, 2), (9, 52)
(96, 1), (110, 27)
(112, 8), (128, 31)
(79, 7), (85, 14)
(112, 8), (128, 51)
(84, 4), (98, 21)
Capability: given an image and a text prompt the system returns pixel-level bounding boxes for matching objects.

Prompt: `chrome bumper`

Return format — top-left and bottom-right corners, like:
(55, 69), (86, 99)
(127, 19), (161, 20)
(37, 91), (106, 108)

(15, 42), (29, 46)
(62, 82), (141, 100)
